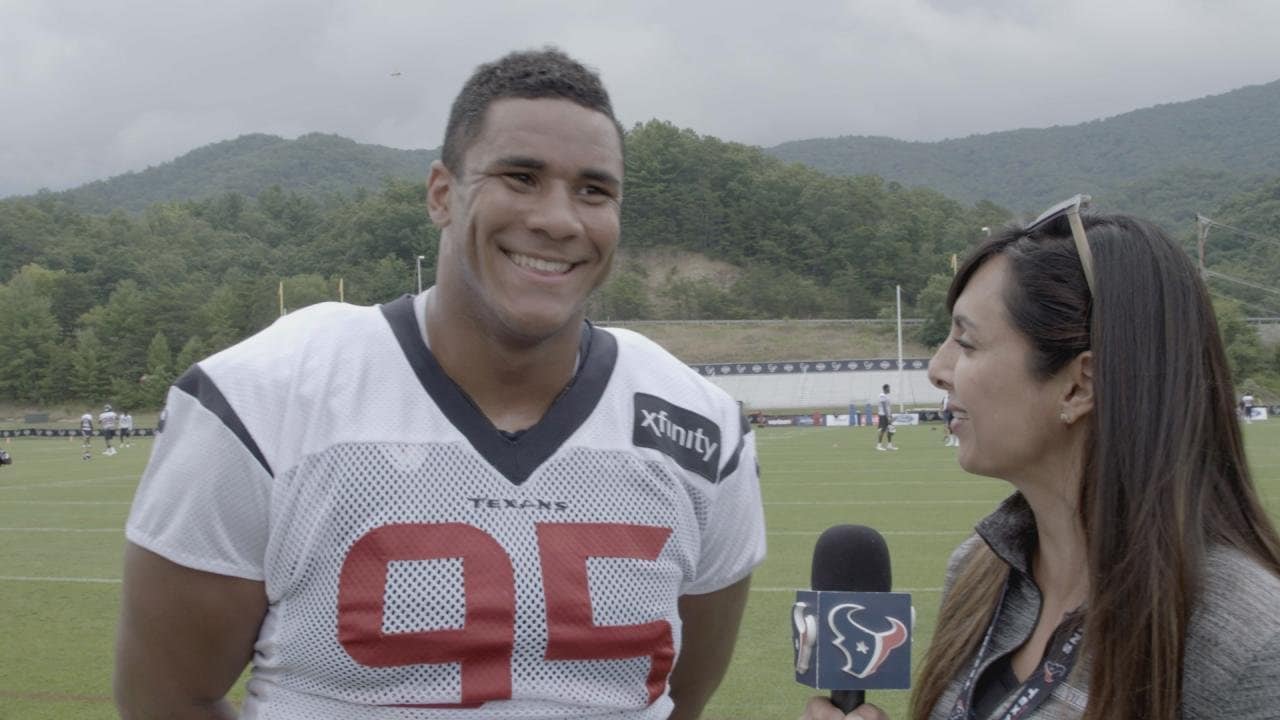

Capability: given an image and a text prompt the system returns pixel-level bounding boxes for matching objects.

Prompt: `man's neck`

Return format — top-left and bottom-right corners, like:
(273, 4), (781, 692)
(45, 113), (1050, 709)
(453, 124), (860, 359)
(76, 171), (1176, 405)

(425, 291), (583, 433)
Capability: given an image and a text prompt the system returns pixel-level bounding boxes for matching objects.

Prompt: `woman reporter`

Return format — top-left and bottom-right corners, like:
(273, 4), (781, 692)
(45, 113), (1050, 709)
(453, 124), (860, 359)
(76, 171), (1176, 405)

(804, 197), (1280, 720)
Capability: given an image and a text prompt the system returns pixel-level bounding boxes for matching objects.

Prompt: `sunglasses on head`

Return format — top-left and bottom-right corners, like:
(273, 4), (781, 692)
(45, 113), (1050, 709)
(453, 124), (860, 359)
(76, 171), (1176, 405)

(1023, 193), (1096, 297)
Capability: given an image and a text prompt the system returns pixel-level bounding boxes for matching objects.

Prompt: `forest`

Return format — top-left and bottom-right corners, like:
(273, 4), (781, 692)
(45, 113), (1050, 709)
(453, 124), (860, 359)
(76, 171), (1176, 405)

(3, 115), (1280, 408)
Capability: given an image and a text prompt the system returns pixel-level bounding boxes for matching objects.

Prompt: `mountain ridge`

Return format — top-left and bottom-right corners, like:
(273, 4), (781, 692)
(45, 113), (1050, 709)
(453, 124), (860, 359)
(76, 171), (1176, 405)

(765, 78), (1280, 216)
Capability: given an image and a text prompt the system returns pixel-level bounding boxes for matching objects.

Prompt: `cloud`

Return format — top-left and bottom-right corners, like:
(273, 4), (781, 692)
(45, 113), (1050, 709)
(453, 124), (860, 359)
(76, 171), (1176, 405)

(2, 0), (1279, 197)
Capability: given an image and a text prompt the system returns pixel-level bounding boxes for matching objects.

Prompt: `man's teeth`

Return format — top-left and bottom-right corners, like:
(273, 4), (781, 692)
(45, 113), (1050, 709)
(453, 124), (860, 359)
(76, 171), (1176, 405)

(508, 251), (571, 274)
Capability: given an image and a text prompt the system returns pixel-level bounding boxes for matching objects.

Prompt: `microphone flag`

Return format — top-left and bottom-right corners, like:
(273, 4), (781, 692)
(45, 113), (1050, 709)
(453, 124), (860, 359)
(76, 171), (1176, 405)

(793, 590), (912, 690)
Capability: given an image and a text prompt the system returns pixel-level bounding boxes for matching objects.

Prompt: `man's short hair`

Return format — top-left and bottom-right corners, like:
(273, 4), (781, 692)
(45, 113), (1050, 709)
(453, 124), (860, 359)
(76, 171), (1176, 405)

(441, 47), (623, 173)
(883, 384), (890, 392)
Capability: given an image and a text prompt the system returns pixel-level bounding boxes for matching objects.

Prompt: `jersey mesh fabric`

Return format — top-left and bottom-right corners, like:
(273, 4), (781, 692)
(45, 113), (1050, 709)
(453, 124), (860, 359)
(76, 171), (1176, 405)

(128, 298), (764, 719)
(252, 442), (688, 715)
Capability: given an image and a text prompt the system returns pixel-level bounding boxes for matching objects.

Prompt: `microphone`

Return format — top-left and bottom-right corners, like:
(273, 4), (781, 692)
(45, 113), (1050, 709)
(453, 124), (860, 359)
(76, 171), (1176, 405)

(793, 525), (911, 713)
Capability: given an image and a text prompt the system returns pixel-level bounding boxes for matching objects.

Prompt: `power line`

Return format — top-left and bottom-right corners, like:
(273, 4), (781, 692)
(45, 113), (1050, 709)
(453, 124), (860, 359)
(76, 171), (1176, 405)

(1197, 215), (1280, 251)
(1208, 290), (1280, 317)
(1203, 269), (1280, 297)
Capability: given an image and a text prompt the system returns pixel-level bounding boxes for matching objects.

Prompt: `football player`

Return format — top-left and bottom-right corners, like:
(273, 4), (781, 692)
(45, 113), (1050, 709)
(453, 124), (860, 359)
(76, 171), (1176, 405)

(875, 384), (897, 451)
(119, 410), (133, 448)
(99, 404), (118, 456)
(79, 410), (94, 461)
(116, 48), (765, 720)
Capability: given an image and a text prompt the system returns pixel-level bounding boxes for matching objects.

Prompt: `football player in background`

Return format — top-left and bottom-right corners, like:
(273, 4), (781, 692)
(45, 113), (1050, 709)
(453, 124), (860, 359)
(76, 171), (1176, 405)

(119, 410), (133, 448)
(79, 410), (94, 461)
(875, 384), (897, 451)
(115, 48), (765, 720)
(99, 404), (118, 456)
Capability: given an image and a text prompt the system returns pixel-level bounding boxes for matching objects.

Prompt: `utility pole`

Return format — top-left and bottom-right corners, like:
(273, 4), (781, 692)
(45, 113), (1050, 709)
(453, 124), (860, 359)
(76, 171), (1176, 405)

(1196, 214), (1211, 278)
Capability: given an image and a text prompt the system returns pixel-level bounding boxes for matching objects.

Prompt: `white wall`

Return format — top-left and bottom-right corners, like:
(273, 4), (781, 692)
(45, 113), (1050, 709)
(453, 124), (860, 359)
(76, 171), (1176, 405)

(702, 367), (943, 410)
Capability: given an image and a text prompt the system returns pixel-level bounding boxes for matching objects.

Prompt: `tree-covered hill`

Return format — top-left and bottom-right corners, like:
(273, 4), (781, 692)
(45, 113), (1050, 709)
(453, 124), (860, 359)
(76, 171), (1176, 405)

(16, 77), (1280, 233)
(767, 78), (1280, 222)
(0, 120), (1009, 407)
(39, 133), (439, 214)
(4, 115), (1279, 408)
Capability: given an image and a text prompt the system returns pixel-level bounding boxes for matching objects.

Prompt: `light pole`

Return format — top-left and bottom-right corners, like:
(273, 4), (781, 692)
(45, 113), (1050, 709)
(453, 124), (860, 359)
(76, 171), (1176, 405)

(416, 255), (426, 294)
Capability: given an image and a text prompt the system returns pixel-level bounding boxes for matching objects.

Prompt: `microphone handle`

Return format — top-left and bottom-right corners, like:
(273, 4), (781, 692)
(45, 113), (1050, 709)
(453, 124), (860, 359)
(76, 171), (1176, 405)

(832, 689), (864, 714)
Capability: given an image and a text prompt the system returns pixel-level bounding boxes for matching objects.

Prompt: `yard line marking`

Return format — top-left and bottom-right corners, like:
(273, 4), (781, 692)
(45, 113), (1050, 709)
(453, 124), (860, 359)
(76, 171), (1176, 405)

(0, 474), (138, 490)
(0, 527), (120, 532)
(0, 500), (131, 505)
(765, 499), (995, 506)
(768, 530), (969, 536)
(761, 479), (1001, 486)
(762, 467), (976, 475)
(0, 575), (121, 584)
(752, 586), (943, 593)
(0, 689), (113, 704)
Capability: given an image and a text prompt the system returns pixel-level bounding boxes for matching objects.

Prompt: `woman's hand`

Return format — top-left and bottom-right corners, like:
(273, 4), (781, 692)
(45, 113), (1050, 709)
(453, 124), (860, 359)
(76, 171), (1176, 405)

(799, 696), (890, 720)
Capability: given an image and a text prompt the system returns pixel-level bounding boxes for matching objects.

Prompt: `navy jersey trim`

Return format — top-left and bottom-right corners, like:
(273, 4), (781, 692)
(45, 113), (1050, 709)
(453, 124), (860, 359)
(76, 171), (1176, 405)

(379, 295), (618, 486)
(174, 365), (274, 477)
(718, 416), (752, 482)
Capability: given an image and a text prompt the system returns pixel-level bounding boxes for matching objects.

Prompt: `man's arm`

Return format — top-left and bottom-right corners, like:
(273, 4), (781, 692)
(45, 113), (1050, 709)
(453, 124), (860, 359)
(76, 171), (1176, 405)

(666, 574), (753, 720)
(114, 542), (268, 720)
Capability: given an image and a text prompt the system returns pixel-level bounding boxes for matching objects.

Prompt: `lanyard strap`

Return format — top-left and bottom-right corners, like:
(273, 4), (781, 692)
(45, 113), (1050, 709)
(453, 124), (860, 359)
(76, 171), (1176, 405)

(947, 579), (1085, 720)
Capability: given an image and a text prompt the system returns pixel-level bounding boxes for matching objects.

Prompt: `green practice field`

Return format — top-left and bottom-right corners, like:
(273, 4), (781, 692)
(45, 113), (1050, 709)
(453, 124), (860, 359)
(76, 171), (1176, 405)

(2, 424), (1278, 719)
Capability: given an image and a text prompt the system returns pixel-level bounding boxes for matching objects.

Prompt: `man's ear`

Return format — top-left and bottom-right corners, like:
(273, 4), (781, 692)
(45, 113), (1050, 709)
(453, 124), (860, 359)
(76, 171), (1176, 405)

(1061, 351), (1095, 423)
(426, 160), (453, 228)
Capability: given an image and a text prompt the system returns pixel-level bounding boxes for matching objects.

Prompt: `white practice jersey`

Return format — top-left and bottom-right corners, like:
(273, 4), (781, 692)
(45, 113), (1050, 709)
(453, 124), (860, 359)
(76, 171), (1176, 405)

(126, 292), (765, 720)
(100, 410), (118, 430)
(121, 414), (133, 430)
(878, 393), (891, 417)
(80, 414), (93, 432)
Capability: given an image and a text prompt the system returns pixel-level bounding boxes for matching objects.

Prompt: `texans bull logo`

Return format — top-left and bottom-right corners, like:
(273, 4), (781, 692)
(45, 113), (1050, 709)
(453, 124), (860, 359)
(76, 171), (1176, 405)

(1043, 660), (1067, 684)
(827, 603), (909, 679)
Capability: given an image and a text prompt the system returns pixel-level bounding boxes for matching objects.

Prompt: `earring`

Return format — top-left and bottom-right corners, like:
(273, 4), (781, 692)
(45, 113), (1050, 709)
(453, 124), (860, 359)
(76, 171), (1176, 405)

(1060, 412), (1071, 424)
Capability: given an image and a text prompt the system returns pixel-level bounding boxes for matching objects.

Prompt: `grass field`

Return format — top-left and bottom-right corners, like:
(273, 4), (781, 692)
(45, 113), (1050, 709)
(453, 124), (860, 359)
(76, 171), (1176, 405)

(2, 423), (1278, 719)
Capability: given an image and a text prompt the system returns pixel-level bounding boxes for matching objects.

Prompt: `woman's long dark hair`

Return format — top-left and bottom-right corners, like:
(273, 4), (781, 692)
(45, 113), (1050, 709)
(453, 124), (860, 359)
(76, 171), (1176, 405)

(911, 213), (1280, 720)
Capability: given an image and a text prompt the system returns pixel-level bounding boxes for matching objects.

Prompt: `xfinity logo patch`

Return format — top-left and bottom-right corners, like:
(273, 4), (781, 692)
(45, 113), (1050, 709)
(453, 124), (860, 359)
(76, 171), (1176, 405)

(633, 393), (721, 482)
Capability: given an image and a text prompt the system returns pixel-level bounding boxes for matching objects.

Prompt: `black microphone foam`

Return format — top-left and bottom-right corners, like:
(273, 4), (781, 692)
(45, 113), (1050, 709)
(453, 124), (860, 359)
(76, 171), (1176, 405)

(810, 524), (891, 592)
(809, 524), (893, 714)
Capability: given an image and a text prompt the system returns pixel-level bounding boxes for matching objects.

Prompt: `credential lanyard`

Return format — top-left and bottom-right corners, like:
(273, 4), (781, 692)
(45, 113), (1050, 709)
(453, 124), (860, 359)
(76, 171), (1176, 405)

(946, 578), (1085, 720)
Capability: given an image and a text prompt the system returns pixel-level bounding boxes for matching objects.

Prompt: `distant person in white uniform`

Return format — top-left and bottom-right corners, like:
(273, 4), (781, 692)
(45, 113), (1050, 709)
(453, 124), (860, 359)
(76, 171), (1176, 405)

(79, 411), (94, 460)
(876, 383), (897, 451)
(1242, 393), (1256, 423)
(99, 404), (118, 456)
(115, 47), (765, 720)
(119, 411), (134, 448)
(941, 393), (957, 447)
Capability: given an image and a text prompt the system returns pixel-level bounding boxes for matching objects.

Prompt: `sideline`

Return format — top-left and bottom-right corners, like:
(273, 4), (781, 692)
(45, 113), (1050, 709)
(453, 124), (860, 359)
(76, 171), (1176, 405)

(0, 575), (120, 584)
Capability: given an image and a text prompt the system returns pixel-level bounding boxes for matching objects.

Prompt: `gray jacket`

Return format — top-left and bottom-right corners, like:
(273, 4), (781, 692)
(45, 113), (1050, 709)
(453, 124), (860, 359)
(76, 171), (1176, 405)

(929, 493), (1280, 719)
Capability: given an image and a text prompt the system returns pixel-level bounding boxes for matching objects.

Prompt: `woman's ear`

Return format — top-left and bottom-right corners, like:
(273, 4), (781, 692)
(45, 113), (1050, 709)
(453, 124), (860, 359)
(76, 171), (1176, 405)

(1061, 351), (1095, 423)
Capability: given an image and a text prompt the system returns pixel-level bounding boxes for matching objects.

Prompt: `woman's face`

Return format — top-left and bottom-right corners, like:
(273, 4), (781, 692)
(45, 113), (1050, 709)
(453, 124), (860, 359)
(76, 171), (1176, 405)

(927, 255), (1073, 482)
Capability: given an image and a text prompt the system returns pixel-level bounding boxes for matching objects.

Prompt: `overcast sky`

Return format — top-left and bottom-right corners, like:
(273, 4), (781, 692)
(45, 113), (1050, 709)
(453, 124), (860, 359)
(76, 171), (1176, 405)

(3, 0), (1278, 198)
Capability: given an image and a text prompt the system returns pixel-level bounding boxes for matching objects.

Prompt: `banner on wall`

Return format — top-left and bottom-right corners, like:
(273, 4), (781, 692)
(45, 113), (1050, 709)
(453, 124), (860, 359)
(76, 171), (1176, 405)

(0, 428), (158, 438)
(692, 358), (930, 377)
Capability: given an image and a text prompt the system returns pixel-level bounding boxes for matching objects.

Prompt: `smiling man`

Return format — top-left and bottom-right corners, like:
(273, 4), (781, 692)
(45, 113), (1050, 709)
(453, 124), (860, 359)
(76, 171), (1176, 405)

(115, 48), (765, 720)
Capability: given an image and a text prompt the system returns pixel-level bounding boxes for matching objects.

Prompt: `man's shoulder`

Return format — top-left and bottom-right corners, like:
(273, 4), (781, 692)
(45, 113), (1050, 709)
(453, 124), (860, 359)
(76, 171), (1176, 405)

(601, 326), (737, 408)
(201, 301), (385, 374)
(602, 326), (690, 373)
(182, 300), (395, 415)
